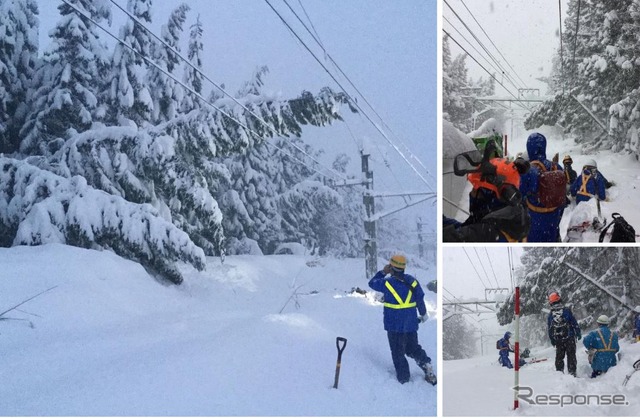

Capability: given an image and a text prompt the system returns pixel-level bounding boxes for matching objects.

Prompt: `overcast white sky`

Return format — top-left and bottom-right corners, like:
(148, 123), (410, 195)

(35, 0), (437, 234)
(442, 246), (523, 301)
(443, 0), (570, 98)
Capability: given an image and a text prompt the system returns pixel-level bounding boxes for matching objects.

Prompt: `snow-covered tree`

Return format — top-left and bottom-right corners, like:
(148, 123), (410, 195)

(147, 3), (189, 123)
(0, 157), (205, 284)
(0, 0), (39, 154)
(20, 0), (111, 155)
(443, 315), (477, 360)
(442, 35), (473, 132)
(278, 180), (343, 254)
(181, 14), (204, 113)
(526, 0), (640, 156)
(498, 247), (640, 340)
(5, 1), (357, 284)
(107, 0), (154, 127)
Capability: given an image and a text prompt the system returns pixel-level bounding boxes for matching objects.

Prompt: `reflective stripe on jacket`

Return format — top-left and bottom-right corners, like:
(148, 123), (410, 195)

(583, 325), (620, 371)
(369, 271), (426, 332)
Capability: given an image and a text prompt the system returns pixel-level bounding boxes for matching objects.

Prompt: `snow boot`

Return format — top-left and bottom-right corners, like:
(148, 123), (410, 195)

(423, 363), (437, 386)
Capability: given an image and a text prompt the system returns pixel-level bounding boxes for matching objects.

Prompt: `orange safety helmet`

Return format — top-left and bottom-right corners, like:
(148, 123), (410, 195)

(548, 292), (561, 304)
(467, 158), (521, 197)
(390, 254), (407, 270)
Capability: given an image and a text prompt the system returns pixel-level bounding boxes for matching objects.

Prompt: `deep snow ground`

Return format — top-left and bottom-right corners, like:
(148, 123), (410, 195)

(444, 341), (640, 416)
(0, 244), (437, 416)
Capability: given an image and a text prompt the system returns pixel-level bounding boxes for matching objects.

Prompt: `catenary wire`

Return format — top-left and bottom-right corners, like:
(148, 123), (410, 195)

(280, 0), (435, 186)
(458, 0), (529, 89)
(62, 0), (346, 183)
(107, 0), (348, 182)
(263, 0), (434, 191)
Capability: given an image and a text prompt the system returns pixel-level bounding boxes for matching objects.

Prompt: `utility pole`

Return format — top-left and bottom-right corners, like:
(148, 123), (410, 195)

(362, 151), (377, 279)
(417, 217), (424, 259)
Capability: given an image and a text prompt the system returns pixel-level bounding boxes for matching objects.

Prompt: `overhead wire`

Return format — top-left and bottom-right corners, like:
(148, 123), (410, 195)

(444, 0), (525, 95)
(295, 0), (326, 55)
(473, 247), (494, 289)
(263, 0), (434, 192)
(558, 0), (565, 94)
(458, 0), (529, 89)
(572, 0), (582, 76)
(279, 0), (418, 202)
(443, 29), (531, 111)
(507, 247), (515, 291)
(483, 247), (502, 289)
(443, 16), (511, 85)
(280, 0), (436, 187)
(105, 0), (348, 182)
(462, 247), (490, 290)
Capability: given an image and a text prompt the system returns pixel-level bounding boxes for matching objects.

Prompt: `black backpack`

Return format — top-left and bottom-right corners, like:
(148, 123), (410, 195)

(496, 339), (501, 350)
(599, 213), (636, 243)
(550, 309), (569, 340)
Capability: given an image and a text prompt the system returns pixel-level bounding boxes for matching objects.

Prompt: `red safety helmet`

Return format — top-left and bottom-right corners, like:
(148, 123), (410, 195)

(548, 292), (561, 304)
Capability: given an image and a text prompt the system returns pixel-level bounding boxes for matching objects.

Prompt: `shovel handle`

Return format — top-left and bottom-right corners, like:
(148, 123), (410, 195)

(333, 337), (347, 389)
(336, 337), (347, 355)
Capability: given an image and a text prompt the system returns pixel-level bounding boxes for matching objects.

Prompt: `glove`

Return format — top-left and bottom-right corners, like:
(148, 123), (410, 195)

(576, 330), (582, 340)
(382, 264), (392, 275)
(550, 339), (556, 347)
(426, 280), (437, 293)
(418, 315), (427, 323)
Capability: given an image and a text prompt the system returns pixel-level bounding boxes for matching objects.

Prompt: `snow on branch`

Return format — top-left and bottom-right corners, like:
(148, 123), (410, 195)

(0, 157), (205, 284)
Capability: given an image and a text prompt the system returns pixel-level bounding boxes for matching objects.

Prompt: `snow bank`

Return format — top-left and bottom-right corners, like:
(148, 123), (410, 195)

(445, 342), (640, 416)
(0, 244), (437, 416)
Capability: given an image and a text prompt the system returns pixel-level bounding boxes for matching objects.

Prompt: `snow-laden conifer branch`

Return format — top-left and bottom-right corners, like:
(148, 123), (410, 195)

(0, 157), (205, 284)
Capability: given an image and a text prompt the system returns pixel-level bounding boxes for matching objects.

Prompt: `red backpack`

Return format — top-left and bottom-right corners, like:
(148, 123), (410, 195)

(530, 160), (566, 208)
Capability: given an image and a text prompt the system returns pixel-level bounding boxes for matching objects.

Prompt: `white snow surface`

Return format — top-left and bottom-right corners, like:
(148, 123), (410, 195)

(0, 244), (437, 416)
(445, 342), (640, 416)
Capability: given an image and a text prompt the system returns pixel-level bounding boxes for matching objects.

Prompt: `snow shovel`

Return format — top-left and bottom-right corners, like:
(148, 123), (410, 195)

(622, 358), (640, 386)
(592, 199), (606, 231)
(332, 337), (347, 389)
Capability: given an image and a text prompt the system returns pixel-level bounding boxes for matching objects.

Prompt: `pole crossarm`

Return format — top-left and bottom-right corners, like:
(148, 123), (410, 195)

(443, 300), (498, 315)
(368, 196), (435, 222)
(370, 191), (436, 198)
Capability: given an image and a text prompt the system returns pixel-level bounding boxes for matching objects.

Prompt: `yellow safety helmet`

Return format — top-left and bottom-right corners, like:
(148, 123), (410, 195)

(390, 254), (407, 271)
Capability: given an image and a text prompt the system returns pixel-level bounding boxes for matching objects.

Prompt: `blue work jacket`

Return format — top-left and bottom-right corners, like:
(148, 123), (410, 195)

(369, 271), (426, 333)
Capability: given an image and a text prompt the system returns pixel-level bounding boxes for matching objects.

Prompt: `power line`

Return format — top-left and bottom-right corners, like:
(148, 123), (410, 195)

(572, 0), (582, 76)
(507, 247), (515, 291)
(105, 0), (347, 180)
(62, 0), (344, 183)
(483, 247), (501, 289)
(263, 0), (434, 192)
(458, 0), (528, 89)
(462, 247), (490, 289)
(295, 0), (326, 54)
(443, 16), (510, 83)
(558, 0), (565, 94)
(280, 0), (436, 188)
(444, 0), (524, 95)
(443, 29), (531, 111)
(473, 247), (494, 288)
(279, 0), (426, 200)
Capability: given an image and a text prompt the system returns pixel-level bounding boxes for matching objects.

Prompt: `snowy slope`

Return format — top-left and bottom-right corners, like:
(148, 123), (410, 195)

(0, 244), (437, 416)
(445, 341), (640, 416)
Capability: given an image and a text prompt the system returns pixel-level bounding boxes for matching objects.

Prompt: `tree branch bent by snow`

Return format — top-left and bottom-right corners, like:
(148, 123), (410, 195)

(0, 157), (205, 284)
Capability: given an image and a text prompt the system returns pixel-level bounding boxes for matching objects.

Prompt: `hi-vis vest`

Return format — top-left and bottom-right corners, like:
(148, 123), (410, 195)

(383, 280), (418, 309)
(596, 329), (616, 353)
(577, 172), (593, 198)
